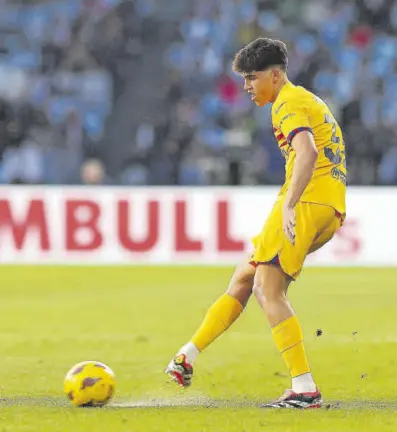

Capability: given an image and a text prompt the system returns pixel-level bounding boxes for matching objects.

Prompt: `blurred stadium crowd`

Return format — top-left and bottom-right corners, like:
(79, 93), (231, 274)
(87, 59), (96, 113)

(0, 0), (396, 186)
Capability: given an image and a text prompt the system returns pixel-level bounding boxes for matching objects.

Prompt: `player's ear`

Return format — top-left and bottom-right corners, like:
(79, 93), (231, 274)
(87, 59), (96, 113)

(272, 68), (281, 83)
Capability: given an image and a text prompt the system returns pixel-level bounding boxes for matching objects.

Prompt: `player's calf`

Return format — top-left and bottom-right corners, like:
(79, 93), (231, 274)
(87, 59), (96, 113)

(165, 256), (254, 388)
(253, 264), (318, 396)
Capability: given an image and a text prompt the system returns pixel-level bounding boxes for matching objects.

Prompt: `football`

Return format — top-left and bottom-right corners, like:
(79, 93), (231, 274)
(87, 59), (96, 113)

(64, 361), (116, 407)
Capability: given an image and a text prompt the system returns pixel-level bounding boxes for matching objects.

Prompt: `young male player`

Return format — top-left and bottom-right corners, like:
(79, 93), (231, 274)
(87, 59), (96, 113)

(165, 38), (346, 409)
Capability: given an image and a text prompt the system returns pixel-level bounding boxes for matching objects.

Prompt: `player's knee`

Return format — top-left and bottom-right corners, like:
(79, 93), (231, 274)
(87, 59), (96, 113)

(237, 267), (255, 285)
(252, 280), (263, 302)
(252, 265), (286, 303)
(253, 281), (285, 308)
(226, 265), (255, 307)
(228, 260), (255, 288)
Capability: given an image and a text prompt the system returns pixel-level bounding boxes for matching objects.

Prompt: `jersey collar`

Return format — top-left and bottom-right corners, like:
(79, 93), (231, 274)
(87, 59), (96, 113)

(274, 80), (293, 105)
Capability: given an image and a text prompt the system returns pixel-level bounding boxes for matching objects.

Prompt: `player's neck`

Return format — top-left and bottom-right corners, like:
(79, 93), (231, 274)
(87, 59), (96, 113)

(271, 76), (289, 103)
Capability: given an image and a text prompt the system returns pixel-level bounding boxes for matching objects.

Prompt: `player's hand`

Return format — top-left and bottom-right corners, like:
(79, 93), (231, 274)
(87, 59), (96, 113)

(282, 205), (296, 245)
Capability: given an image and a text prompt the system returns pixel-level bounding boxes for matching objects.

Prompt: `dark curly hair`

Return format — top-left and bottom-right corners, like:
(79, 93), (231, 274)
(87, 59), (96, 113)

(233, 38), (288, 74)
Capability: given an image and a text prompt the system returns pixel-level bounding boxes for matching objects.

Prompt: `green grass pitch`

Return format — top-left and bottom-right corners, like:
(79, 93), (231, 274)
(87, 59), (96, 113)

(0, 266), (395, 431)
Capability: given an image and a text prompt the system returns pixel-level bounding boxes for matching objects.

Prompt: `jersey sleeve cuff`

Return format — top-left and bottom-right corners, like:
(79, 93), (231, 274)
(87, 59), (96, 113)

(287, 127), (313, 145)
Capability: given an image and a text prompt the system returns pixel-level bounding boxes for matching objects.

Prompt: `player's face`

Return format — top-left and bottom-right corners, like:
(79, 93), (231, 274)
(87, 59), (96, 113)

(242, 70), (278, 106)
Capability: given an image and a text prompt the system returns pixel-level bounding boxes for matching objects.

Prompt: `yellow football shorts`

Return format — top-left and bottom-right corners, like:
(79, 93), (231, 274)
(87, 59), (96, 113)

(250, 201), (342, 279)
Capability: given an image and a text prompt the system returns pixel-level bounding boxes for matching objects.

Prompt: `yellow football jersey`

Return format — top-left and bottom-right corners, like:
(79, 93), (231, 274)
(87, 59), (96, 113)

(272, 81), (346, 217)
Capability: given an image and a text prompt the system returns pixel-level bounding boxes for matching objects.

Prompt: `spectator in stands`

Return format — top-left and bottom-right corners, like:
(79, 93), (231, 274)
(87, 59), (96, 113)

(80, 158), (109, 185)
(0, 0), (395, 186)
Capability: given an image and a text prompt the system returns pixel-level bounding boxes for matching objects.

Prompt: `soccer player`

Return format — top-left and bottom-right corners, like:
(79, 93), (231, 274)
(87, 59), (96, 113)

(165, 38), (346, 409)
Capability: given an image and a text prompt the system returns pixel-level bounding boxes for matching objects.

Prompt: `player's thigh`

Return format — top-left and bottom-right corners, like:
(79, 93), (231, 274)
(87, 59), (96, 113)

(250, 200), (283, 266)
(226, 253), (256, 307)
(308, 211), (341, 255)
(251, 201), (317, 280)
(251, 202), (337, 280)
(284, 203), (340, 275)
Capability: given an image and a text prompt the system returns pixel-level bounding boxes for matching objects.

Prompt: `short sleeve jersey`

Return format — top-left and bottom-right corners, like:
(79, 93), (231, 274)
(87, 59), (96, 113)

(271, 82), (346, 217)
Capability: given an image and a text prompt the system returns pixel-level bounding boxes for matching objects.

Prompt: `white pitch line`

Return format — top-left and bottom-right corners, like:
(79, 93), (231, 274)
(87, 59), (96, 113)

(110, 397), (224, 408)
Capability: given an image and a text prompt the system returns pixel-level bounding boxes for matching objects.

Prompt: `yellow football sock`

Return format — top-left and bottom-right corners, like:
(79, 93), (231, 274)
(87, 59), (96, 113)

(191, 294), (243, 351)
(272, 315), (310, 378)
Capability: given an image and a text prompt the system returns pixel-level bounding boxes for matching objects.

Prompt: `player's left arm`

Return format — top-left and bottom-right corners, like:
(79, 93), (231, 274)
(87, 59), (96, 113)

(284, 131), (318, 210)
(282, 131), (318, 244)
(274, 99), (318, 244)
